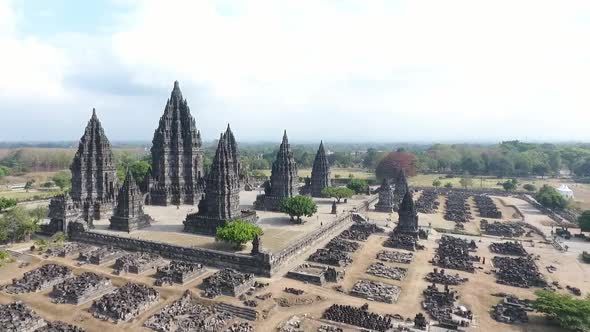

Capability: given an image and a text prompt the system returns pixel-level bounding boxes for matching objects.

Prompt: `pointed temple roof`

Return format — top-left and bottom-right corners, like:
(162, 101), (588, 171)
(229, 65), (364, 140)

(269, 130), (299, 198)
(310, 140), (331, 197)
(397, 190), (418, 234)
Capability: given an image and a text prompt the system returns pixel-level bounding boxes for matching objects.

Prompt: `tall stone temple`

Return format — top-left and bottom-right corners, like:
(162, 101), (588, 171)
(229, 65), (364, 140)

(254, 131), (299, 211)
(375, 178), (395, 212)
(394, 190), (419, 238)
(147, 81), (205, 206)
(393, 169), (408, 211)
(184, 125), (257, 235)
(110, 169), (153, 232)
(48, 109), (117, 231)
(310, 141), (331, 197)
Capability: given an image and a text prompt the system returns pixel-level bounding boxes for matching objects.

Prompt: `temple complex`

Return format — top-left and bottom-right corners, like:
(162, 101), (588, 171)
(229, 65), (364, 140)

(393, 169), (408, 211)
(109, 169), (152, 232)
(394, 190), (419, 238)
(47, 109), (117, 231)
(374, 178), (395, 212)
(147, 81), (205, 206)
(254, 131), (299, 211)
(310, 141), (331, 197)
(184, 125), (257, 235)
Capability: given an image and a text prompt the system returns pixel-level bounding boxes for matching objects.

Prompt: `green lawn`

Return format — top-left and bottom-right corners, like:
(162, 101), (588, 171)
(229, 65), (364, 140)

(0, 190), (61, 202)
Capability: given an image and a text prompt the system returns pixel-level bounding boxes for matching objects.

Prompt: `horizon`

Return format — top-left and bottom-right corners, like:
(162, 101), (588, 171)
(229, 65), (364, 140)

(1, 1), (590, 142)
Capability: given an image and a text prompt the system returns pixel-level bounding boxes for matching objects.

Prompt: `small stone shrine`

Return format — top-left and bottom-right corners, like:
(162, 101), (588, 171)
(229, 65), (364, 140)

(109, 169), (152, 232)
(375, 178), (395, 212)
(310, 141), (331, 197)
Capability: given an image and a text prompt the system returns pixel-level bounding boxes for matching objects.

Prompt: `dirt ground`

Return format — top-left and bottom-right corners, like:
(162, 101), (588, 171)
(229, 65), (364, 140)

(1, 195), (587, 332)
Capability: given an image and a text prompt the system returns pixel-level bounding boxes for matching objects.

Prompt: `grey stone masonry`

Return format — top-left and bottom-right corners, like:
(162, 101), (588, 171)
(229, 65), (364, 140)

(184, 125), (257, 235)
(393, 169), (408, 211)
(374, 178), (395, 213)
(148, 81), (205, 206)
(0, 301), (47, 332)
(394, 190), (419, 238)
(110, 169), (152, 232)
(310, 141), (331, 197)
(254, 130), (298, 211)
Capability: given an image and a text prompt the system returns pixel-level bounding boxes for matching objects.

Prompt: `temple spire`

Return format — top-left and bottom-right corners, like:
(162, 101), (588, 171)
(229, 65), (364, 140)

(310, 140), (331, 197)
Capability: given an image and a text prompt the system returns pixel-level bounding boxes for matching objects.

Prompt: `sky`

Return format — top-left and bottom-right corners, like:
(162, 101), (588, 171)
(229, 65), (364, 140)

(0, 0), (590, 143)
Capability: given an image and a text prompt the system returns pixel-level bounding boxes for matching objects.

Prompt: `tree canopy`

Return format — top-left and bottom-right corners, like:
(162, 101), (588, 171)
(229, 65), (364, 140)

(280, 195), (318, 223)
(0, 197), (17, 212)
(502, 178), (518, 191)
(578, 210), (590, 233)
(535, 185), (568, 210)
(533, 290), (590, 331)
(322, 187), (354, 203)
(0, 206), (40, 243)
(375, 151), (417, 180)
(216, 220), (263, 249)
(52, 171), (72, 190)
(347, 178), (368, 194)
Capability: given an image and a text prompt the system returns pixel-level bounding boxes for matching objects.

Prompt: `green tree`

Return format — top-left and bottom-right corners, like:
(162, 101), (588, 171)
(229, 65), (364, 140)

(0, 165), (10, 179)
(0, 206), (34, 242)
(52, 171), (72, 190)
(523, 184), (537, 192)
(444, 182), (453, 188)
(432, 179), (442, 187)
(578, 210), (590, 233)
(347, 178), (368, 194)
(215, 220), (263, 249)
(535, 185), (568, 210)
(502, 178), (518, 191)
(0, 197), (17, 212)
(24, 180), (35, 192)
(322, 187), (354, 203)
(459, 177), (474, 189)
(129, 160), (151, 183)
(280, 195), (318, 223)
(28, 206), (48, 224)
(532, 290), (590, 331)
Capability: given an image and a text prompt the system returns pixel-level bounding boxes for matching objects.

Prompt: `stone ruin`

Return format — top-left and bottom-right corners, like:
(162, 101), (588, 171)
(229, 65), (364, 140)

(286, 263), (343, 286)
(109, 168), (152, 232)
(113, 252), (166, 275)
(51, 272), (114, 305)
(225, 322), (254, 332)
(416, 189), (440, 214)
(474, 195), (502, 219)
(366, 263), (407, 281)
(91, 282), (160, 323)
(154, 261), (206, 286)
(350, 279), (402, 303)
(325, 237), (361, 253)
(489, 241), (527, 256)
(144, 290), (235, 332)
(374, 178), (395, 213)
(310, 141), (331, 197)
(184, 125), (257, 234)
(337, 221), (384, 241)
(491, 294), (532, 324)
(0, 301), (46, 332)
(254, 131), (299, 211)
(322, 304), (393, 332)
(201, 268), (255, 298)
(422, 283), (472, 328)
(78, 246), (125, 265)
(492, 256), (546, 288)
(384, 190), (427, 251)
(3, 264), (74, 294)
(432, 235), (476, 273)
(45, 243), (93, 258)
(383, 233), (423, 251)
(444, 192), (472, 224)
(425, 268), (468, 285)
(308, 248), (352, 267)
(36, 321), (86, 332)
(376, 250), (414, 264)
(480, 220), (526, 237)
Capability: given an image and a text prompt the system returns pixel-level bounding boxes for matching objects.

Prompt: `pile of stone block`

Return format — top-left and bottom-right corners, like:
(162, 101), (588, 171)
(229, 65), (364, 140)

(489, 241), (528, 256)
(491, 295), (532, 324)
(51, 272), (114, 305)
(91, 283), (160, 323)
(383, 233), (422, 251)
(366, 263), (407, 281)
(201, 268), (255, 298)
(444, 192), (472, 224)
(416, 189), (440, 214)
(422, 283), (472, 328)
(474, 195), (502, 219)
(45, 243), (93, 258)
(144, 291), (233, 332)
(225, 322), (254, 332)
(286, 263), (343, 286)
(480, 220), (526, 237)
(338, 222), (384, 241)
(492, 256), (546, 288)
(36, 321), (86, 332)
(432, 235), (476, 273)
(349, 280), (401, 303)
(425, 268), (468, 285)
(322, 304), (392, 332)
(78, 246), (125, 265)
(3, 264), (74, 294)
(154, 261), (206, 286)
(0, 301), (46, 332)
(376, 250), (413, 264)
(308, 248), (352, 267)
(325, 237), (361, 253)
(113, 252), (166, 275)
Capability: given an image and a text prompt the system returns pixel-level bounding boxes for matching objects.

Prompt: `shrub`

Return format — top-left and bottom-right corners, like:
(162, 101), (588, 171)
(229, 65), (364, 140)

(216, 220), (263, 249)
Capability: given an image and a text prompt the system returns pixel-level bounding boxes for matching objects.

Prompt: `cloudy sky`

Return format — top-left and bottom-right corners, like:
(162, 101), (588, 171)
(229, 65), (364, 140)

(1, 0), (589, 143)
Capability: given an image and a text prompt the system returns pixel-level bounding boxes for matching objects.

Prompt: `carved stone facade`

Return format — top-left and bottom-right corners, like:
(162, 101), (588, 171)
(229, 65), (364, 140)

(184, 126), (257, 235)
(310, 141), (331, 197)
(374, 178), (395, 212)
(110, 169), (152, 232)
(394, 190), (419, 238)
(393, 169), (408, 211)
(254, 131), (299, 211)
(47, 109), (116, 231)
(148, 81), (205, 206)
